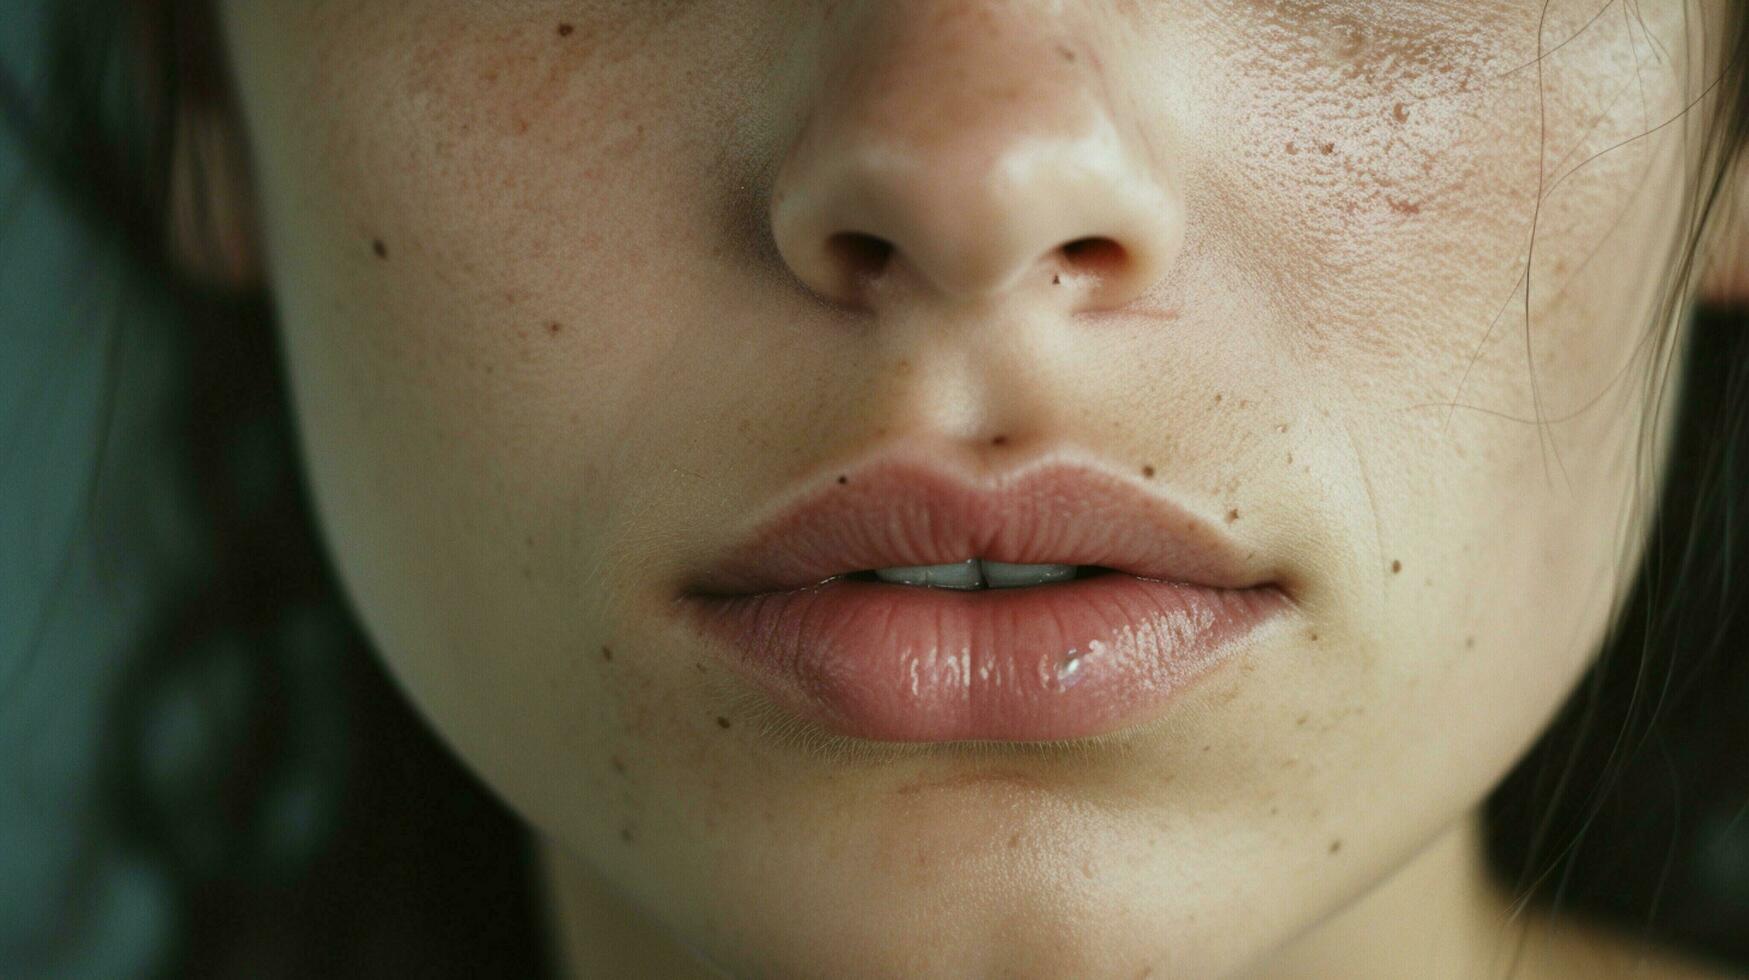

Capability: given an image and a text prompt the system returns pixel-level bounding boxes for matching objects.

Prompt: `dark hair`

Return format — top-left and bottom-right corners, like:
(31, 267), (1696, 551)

(1, 1), (1747, 976)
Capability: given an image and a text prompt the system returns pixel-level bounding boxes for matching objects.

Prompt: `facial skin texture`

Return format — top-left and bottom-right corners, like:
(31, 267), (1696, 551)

(208, 1), (1735, 976)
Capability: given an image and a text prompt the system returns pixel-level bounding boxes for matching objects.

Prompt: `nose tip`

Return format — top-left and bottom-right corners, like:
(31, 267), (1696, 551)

(768, 5), (1183, 314)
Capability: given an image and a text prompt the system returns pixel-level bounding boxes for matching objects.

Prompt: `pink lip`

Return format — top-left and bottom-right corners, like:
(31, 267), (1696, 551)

(674, 454), (1295, 742)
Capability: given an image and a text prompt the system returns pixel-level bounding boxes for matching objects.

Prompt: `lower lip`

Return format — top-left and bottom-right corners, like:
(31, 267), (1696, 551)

(678, 573), (1292, 742)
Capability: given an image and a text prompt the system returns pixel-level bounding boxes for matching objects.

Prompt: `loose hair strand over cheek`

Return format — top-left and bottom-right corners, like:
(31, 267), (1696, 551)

(1485, 1), (1749, 970)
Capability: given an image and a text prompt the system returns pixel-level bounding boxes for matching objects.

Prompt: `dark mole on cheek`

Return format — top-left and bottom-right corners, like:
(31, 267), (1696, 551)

(1142, 464), (1156, 478)
(1329, 839), (1342, 855)
(1226, 508), (1240, 523)
(1052, 273), (1061, 285)
(371, 238), (388, 259)
(601, 645), (614, 661)
(836, 474), (849, 484)
(991, 434), (1008, 446)
(557, 22), (574, 37)
(1391, 559), (1402, 574)
(716, 716), (732, 729)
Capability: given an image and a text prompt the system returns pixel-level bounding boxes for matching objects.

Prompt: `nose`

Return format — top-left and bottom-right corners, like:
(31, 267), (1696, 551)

(768, 2), (1184, 315)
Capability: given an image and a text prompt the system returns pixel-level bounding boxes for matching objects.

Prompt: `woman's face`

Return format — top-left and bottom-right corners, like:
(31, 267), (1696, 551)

(217, 1), (1727, 974)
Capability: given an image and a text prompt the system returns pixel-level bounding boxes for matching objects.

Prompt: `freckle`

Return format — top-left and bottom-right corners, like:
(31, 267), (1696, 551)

(557, 22), (574, 36)
(1285, 453), (1294, 465)
(1142, 465), (1156, 478)
(1321, 142), (1335, 154)
(716, 716), (732, 729)
(1329, 839), (1342, 855)
(1214, 392), (1223, 403)
(991, 434), (1008, 446)
(837, 475), (848, 485)
(610, 755), (626, 775)
(1239, 399), (1250, 409)
(1269, 806), (1280, 816)
(1285, 141), (1298, 155)
(695, 661), (707, 672)
(1226, 508), (1240, 523)
(1007, 831), (1022, 848)
(601, 645), (614, 662)
(1392, 102), (1409, 123)
(1391, 559), (1402, 574)
(547, 321), (564, 336)
(372, 239), (388, 259)
(1201, 744), (1211, 752)
(1308, 631), (1319, 642)
(1296, 713), (1309, 726)
(1055, 43), (1076, 62)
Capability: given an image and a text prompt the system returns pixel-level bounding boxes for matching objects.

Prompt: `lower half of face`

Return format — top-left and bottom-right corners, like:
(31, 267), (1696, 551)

(222, 0), (1724, 974)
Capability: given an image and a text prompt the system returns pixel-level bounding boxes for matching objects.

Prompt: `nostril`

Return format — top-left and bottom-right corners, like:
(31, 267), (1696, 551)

(1060, 236), (1127, 279)
(826, 231), (895, 286)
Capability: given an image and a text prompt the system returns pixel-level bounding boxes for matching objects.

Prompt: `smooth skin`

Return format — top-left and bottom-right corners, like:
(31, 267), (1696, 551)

(175, 1), (1745, 976)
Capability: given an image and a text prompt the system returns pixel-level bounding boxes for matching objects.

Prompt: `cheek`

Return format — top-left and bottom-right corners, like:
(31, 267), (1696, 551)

(223, 4), (765, 818)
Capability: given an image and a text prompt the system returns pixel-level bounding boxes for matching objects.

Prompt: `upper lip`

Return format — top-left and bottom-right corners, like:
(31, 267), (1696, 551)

(680, 452), (1279, 597)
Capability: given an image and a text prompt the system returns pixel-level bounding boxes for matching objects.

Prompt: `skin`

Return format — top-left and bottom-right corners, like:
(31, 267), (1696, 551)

(184, 0), (1744, 976)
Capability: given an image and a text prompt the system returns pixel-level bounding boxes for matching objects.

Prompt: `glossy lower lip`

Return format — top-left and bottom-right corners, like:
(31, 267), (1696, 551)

(678, 571), (1292, 742)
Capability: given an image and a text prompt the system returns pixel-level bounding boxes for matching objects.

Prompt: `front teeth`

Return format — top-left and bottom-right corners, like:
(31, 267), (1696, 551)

(872, 559), (1078, 589)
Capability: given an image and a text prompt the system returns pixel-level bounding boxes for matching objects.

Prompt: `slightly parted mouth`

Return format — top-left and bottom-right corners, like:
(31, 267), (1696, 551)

(832, 563), (1122, 585)
(680, 455), (1280, 600)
